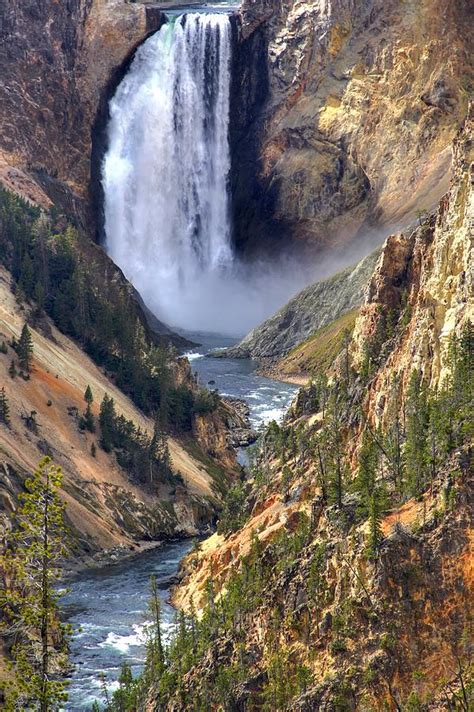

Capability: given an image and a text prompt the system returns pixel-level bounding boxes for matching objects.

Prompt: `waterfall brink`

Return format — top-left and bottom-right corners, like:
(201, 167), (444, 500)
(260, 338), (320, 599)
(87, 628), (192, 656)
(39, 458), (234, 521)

(103, 14), (234, 332)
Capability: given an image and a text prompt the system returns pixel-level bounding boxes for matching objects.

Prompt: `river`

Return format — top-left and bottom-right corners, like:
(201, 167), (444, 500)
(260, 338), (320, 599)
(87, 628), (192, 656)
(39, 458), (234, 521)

(62, 337), (298, 710)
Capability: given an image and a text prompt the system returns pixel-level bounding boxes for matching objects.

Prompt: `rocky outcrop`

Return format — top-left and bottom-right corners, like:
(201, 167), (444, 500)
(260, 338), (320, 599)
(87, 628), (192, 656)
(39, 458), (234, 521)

(217, 247), (381, 361)
(232, 0), (473, 255)
(351, 104), (474, 418)
(169, 451), (473, 709)
(162, 110), (473, 711)
(0, 0), (164, 224)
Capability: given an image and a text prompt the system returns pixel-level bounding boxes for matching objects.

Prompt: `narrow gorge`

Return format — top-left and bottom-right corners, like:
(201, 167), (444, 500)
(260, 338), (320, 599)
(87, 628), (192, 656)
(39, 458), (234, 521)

(0, 1), (472, 710)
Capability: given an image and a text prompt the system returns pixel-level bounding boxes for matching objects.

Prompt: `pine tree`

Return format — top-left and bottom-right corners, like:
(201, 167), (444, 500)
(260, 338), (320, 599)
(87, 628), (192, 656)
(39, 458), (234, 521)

(144, 575), (166, 684)
(326, 383), (346, 507)
(8, 359), (17, 379)
(84, 384), (93, 406)
(82, 404), (95, 433)
(150, 416), (171, 483)
(0, 386), (11, 426)
(354, 429), (379, 512)
(99, 393), (116, 452)
(82, 385), (95, 434)
(383, 377), (405, 490)
(1, 457), (70, 709)
(17, 322), (33, 375)
(404, 370), (429, 497)
(367, 486), (386, 558)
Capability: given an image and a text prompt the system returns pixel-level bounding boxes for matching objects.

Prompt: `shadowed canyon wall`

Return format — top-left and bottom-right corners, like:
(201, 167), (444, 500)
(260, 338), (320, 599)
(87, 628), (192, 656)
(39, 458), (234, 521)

(0, 0), (163, 226)
(231, 0), (473, 256)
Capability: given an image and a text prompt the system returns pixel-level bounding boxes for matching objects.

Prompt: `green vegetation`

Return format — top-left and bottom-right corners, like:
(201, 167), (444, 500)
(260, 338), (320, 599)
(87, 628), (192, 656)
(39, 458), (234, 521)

(0, 458), (70, 710)
(16, 322), (34, 377)
(0, 188), (215, 431)
(79, 384), (95, 433)
(0, 386), (11, 425)
(279, 307), (359, 377)
(98, 393), (174, 488)
(101, 515), (316, 710)
(94, 321), (472, 711)
(8, 359), (17, 379)
(217, 479), (250, 535)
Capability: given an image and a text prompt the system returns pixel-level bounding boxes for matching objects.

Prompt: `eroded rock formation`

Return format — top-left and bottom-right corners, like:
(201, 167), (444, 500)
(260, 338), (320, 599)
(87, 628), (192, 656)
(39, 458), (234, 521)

(0, 0), (164, 223)
(352, 104), (474, 419)
(232, 0), (473, 254)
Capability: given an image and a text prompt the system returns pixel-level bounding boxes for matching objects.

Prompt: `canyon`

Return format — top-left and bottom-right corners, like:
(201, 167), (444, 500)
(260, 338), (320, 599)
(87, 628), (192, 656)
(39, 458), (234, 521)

(0, 0), (472, 709)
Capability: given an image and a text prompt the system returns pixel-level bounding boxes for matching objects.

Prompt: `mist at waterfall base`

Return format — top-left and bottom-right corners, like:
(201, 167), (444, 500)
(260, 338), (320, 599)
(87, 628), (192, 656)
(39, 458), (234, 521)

(102, 13), (319, 337)
(103, 12), (388, 338)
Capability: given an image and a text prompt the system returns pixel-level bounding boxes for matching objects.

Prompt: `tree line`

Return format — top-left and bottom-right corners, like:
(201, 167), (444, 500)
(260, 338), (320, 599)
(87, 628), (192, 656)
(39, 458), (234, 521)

(0, 189), (217, 432)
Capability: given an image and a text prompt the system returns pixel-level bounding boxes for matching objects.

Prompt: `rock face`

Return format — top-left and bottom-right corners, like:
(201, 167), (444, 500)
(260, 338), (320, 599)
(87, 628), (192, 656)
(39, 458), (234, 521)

(232, 0), (473, 255)
(352, 104), (474, 417)
(161, 111), (473, 711)
(0, 0), (163, 224)
(218, 247), (381, 361)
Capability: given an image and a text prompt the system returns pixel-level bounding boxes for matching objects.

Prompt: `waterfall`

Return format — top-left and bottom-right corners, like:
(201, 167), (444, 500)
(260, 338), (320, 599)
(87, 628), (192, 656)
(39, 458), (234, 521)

(103, 13), (234, 332)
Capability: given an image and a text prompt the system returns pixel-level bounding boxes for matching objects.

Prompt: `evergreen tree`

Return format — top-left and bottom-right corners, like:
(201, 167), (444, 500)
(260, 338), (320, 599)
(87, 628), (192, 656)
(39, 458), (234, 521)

(150, 416), (171, 483)
(17, 322), (33, 375)
(326, 383), (346, 507)
(84, 385), (93, 405)
(99, 394), (116, 453)
(144, 574), (166, 686)
(8, 359), (17, 379)
(0, 457), (70, 710)
(354, 429), (379, 512)
(82, 404), (95, 433)
(383, 377), (405, 490)
(404, 370), (429, 497)
(81, 387), (95, 433)
(367, 485), (387, 558)
(0, 386), (11, 426)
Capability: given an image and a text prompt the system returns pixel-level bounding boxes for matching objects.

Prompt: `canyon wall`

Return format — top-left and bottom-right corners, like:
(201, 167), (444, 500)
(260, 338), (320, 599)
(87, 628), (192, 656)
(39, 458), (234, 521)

(165, 110), (473, 710)
(351, 103), (474, 420)
(232, 0), (473, 255)
(0, 0), (163, 225)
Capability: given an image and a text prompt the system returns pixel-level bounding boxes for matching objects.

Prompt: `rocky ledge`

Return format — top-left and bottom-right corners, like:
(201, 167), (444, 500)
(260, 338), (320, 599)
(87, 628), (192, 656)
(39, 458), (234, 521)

(222, 397), (259, 447)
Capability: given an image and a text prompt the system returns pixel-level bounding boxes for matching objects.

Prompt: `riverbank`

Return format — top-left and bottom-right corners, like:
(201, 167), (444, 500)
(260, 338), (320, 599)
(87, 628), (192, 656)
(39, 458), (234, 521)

(63, 338), (299, 707)
(62, 540), (196, 710)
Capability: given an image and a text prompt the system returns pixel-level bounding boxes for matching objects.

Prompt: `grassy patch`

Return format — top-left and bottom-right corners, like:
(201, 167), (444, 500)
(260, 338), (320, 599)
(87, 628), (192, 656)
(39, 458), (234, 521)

(278, 308), (359, 376)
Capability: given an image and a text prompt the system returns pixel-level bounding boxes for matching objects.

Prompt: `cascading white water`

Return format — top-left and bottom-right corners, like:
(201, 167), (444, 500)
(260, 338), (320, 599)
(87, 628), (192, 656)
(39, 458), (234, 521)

(103, 13), (234, 332)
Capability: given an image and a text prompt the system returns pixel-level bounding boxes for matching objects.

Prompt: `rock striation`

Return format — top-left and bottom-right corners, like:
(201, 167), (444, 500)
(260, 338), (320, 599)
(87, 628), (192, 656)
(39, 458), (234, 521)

(163, 107), (473, 712)
(232, 0), (473, 255)
(0, 0), (164, 224)
(352, 103), (474, 419)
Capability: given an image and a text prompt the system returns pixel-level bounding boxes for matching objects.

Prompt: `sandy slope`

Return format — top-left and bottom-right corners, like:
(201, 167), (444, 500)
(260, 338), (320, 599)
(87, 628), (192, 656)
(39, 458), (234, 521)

(0, 267), (220, 553)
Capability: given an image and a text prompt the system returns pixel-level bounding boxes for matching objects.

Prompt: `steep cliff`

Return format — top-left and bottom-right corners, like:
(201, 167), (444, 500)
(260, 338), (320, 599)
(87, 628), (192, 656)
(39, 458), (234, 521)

(0, 265), (239, 565)
(232, 0), (473, 255)
(145, 110), (473, 711)
(0, 0), (163, 224)
(351, 102), (474, 420)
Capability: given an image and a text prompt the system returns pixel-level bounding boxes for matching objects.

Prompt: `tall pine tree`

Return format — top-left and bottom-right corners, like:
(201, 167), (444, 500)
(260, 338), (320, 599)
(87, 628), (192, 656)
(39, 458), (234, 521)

(17, 323), (33, 375)
(1, 457), (70, 710)
(0, 386), (11, 426)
